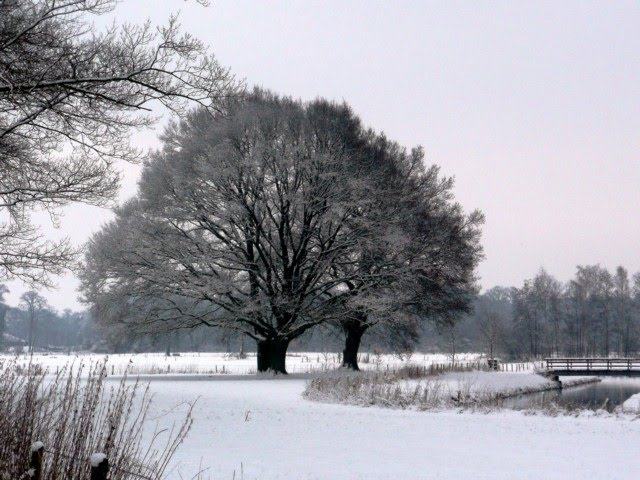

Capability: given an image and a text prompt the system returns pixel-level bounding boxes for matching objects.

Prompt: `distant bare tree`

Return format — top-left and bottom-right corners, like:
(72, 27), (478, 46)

(477, 301), (505, 360)
(612, 266), (633, 356)
(0, 0), (239, 286)
(567, 265), (614, 356)
(632, 272), (640, 354)
(513, 269), (563, 358)
(19, 289), (48, 352)
(465, 286), (513, 359)
(445, 321), (458, 364)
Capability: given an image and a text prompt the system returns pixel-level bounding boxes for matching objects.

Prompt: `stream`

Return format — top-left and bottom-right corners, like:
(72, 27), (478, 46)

(504, 378), (640, 411)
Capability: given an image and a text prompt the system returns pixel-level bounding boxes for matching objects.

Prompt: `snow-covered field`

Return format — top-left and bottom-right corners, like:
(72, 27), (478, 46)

(5, 352), (638, 479)
(5, 351), (487, 375)
(132, 374), (639, 480)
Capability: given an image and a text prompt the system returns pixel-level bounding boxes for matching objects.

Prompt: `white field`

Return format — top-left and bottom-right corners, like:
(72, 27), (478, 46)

(4, 352), (639, 479)
(6, 351), (488, 375)
(622, 392), (640, 412)
(136, 375), (638, 480)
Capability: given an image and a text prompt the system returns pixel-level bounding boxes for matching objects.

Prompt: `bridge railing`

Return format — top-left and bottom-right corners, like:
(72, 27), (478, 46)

(545, 358), (640, 371)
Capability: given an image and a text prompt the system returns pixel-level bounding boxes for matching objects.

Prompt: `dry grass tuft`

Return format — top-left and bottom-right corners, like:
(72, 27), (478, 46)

(0, 358), (194, 479)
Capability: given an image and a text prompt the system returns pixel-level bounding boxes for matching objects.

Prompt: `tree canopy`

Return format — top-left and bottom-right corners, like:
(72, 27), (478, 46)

(81, 90), (483, 372)
(0, 0), (239, 285)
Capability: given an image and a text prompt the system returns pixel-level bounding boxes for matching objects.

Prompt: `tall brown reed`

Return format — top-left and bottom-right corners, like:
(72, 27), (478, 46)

(0, 358), (194, 480)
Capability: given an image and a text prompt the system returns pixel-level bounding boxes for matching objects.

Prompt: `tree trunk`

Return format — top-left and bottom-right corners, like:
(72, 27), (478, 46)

(257, 340), (269, 372)
(239, 336), (246, 359)
(341, 323), (368, 371)
(256, 338), (290, 374)
(28, 312), (35, 353)
(165, 335), (171, 357)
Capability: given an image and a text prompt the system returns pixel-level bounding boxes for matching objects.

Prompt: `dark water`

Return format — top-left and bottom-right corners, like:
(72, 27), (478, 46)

(504, 378), (640, 411)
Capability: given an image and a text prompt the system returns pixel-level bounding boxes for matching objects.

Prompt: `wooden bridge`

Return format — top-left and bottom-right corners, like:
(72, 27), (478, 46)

(545, 358), (640, 377)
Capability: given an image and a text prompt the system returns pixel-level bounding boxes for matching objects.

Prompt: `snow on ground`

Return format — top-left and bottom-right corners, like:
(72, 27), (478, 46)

(5, 353), (634, 479)
(399, 370), (596, 400)
(406, 370), (555, 395)
(129, 374), (640, 480)
(621, 392), (640, 413)
(4, 351), (486, 375)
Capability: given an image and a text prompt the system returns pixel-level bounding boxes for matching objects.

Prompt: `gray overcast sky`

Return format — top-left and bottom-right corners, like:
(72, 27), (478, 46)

(6, 0), (640, 310)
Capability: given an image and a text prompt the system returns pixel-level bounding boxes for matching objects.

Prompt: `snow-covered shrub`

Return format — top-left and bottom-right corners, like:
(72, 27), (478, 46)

(0, 358), (194, 479)
(304, 370), (603, 414)
(303, 370), (461, 410)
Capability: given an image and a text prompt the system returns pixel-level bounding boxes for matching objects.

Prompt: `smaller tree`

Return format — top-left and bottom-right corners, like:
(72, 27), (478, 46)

(19, 290), (47, 353)
(332, 132), (484, 370)
(444, 321), (458, 364)
(612, 266), (633, 356)
(476, 287), (512, 359)
(477, 305), (505, 360)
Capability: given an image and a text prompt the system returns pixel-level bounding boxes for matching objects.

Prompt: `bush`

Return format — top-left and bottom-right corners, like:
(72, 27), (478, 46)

(303, 370), (457, 410)
(0, 358), (193, 479)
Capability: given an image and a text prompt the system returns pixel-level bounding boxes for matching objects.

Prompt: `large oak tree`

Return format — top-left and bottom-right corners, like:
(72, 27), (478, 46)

(82, 92), (380, 372)
(81, 91), (484, 373)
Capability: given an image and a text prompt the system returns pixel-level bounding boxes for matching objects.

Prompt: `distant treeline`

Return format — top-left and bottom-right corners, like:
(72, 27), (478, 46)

(0, 304), (96, 353)
(454, 265), (640, 360)
(3, 264), (638, 360)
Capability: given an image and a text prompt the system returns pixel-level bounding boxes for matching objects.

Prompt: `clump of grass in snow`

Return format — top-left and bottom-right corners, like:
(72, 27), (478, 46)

(303, 370), (472, 410)
(0, 358), (194, 479)
(304, 370), (605, 415)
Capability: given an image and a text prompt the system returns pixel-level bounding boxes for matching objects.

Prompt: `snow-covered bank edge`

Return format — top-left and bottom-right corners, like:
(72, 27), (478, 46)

(621, 392), (640, 413)
(495, 376), (600, 400)
(303, 370), (603, 415)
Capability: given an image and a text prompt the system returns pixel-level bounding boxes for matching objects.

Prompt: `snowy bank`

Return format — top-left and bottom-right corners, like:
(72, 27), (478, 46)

(304, 370), (600, 410)
(130, 375), (640, 479)
(414, 370), (599, 400)
(621, 392), (640, 413)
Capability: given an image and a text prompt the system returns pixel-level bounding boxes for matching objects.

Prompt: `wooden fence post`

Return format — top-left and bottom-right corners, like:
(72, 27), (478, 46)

(90, 453), (109, 480)
(29, 441), (44, 480)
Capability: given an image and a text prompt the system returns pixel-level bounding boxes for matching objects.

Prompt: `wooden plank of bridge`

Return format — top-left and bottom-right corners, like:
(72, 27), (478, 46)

(546, 358), (640, 372)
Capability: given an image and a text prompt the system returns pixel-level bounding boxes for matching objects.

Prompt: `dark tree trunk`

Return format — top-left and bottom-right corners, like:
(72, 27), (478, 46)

(341, 322), (368, 371)
(28, 313), (35, 354)
(256, 338), (290, 374)
(239, 336), (246, 359)
(165, 335), (171, 357)
(256, 340), (269, 372)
